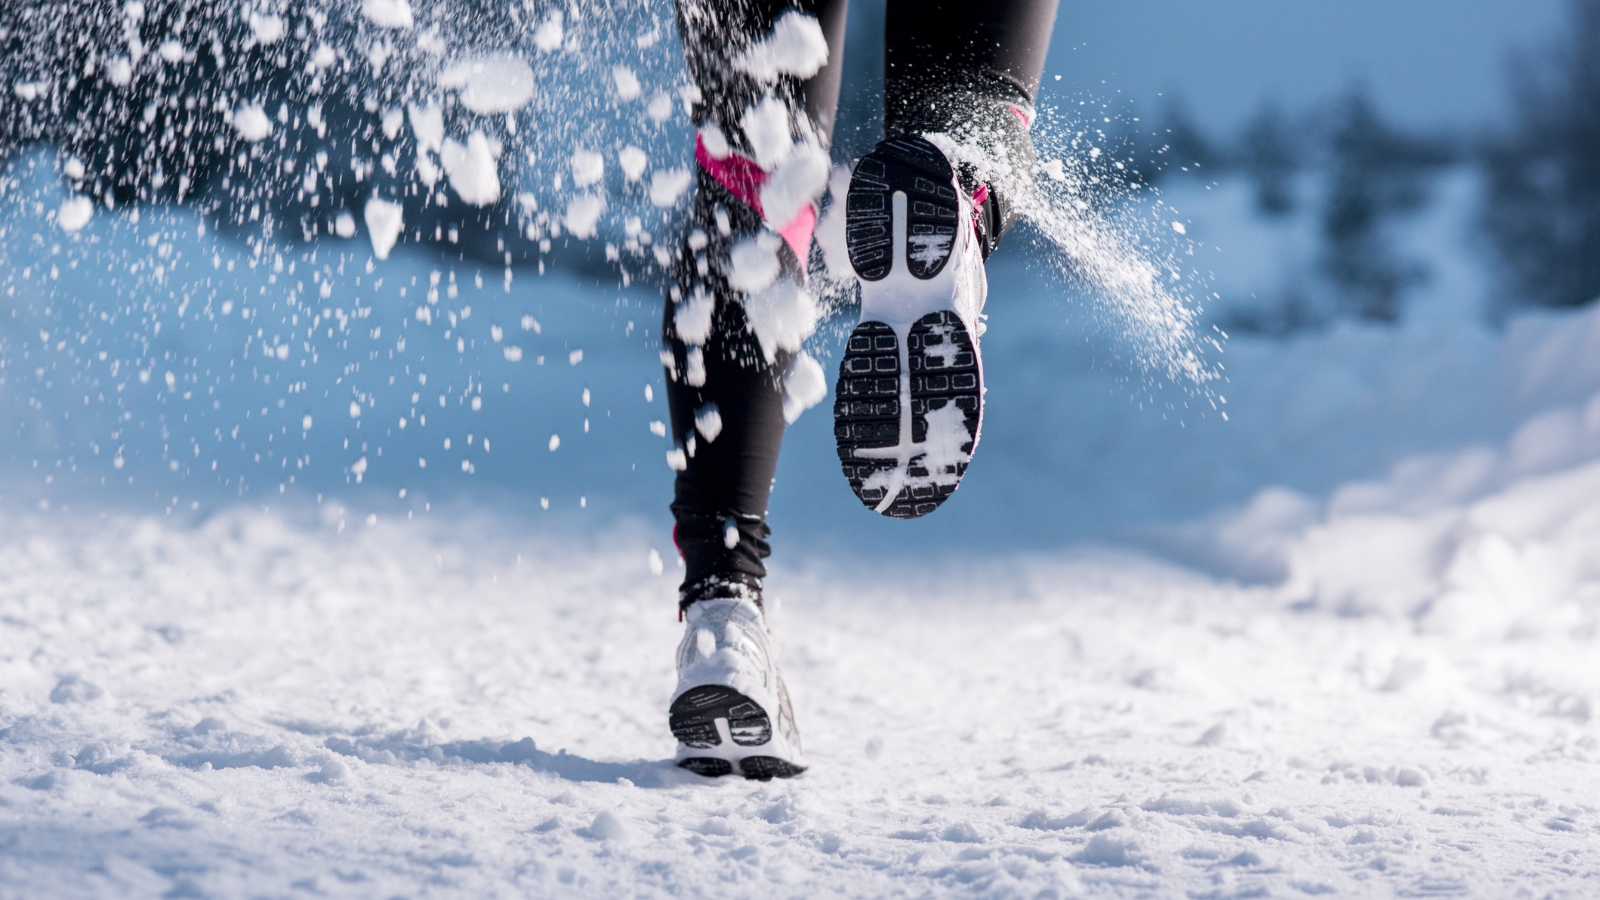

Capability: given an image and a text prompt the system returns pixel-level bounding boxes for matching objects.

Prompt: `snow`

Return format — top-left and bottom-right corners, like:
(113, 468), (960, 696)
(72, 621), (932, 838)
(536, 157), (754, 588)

(360, 0), (413, 30)
(231, 105), (272, 142)
(437, 53), (535, 115)
(0, 506), (1592, 896)
(743, 277), (820, 364)
(740, 95), (796, 170)
(532, 12), (564, 52)
(618, 145), (648, 182)
(759, 140), (829, 228)
(568, 149), (604, 188)
(439, 132), (501, 206)
(55, 196), (93, 232)
(694, 403), (723, 442)
(781, 351), (828, 424)
(563, 193), (605, 240)
(612, 65), (642, 102)
(406, 102), (443, 154)
(727, 231), (782, 293)
(736, 10), (830, 83)
(248, 12), (284, 45)
(362, 197), (404, 260)
(647, 167), (690, 208)
(673, 285), (716, 346)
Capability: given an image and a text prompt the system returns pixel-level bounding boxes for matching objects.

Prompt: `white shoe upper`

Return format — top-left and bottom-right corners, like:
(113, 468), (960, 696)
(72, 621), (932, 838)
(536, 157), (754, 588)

(672, 597), (805, 768)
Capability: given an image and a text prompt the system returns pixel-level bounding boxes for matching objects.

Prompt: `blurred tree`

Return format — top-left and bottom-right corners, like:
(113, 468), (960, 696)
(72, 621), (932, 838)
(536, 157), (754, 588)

(1158, 96), (1224, 175)
(1483, 0), (1600, 314)
(1239, 100), (1300, 216)
(1321, 87), (1447, 322)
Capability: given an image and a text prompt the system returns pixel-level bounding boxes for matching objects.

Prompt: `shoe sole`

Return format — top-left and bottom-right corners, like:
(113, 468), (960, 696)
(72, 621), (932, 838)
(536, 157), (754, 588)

(670, 684), (805, 781)
(838, 136), (982, 519)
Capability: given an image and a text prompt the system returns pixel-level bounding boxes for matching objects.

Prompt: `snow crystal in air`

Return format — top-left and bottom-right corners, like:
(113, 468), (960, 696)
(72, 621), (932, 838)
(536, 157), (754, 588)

(698, 123), (731, 159)
(56, 196), (94, 233)
(649, 168), (691, 208)
(381, 107), (404, 140)
(301, 415), (313, 431)
(62, 157), (86, 180)
(813, 166), (853, 280)
(648, 549), (664, 576)
(666, 448), (687, 470)
(741, 96), (795, 170)
(618, 146), (648, 182)
(736, 10), (829, 82)
(564, 194), (605, 239)
(568, 349), (584, 366)
(647, 93), (674, 123)
(503, 346), (523, 362)
(349, 401), (362, 418)
(361, 0), (413, 29)
(759, 140), (828, 226)
(1171, 221), (1187, 235)
(105, 56), (133, 86)
(311, 44), (337, 69)
(674, 286), (715, 346)
(569, 149), (604, 188)
(248, 12), (285, 44)
(232, 104), (273, 142)
(437, 53), (535, 114)
(685, 347), (706, 386)
(158, 40), (184, 63)
(548, 434), (560, 451)
(334, 211), (356, 238)
(727, 231), (781, 293)
(408, 103), (443, 154)
(532, 12), (564, 52)
(695, 404), (722, 442)
(781, 351), (826, 423)
(743, 278), (818, 363)
(612, 66), (641, 102)
(363, 198), (404, 260)
(440, 132), (501, 206)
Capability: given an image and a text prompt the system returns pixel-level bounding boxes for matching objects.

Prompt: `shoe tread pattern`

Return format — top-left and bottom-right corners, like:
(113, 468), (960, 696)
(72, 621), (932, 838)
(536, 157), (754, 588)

(846, 136), (960, 282)
(669, 684), (771, 749)
(835, 311), (981, 519)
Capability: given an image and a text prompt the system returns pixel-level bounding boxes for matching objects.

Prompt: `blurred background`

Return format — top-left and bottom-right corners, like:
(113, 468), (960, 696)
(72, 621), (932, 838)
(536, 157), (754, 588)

(4, 0), (1600, 579)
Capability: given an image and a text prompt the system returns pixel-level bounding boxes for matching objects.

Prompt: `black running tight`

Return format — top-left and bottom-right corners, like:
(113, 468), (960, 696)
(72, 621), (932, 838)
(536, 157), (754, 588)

(666, 0), (1058, 604)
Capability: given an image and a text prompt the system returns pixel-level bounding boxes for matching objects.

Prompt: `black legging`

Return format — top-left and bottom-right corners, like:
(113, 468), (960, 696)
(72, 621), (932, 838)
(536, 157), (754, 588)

(666, 0), (1058, 605)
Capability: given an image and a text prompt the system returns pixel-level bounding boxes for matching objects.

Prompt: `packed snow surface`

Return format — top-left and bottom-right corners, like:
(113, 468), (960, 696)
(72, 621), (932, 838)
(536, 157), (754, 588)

(0, 499), (1594, 897)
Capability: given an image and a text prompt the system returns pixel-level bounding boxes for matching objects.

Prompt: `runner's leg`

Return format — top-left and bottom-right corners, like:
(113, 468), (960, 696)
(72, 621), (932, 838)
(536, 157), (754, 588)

(666, 0), (848, 608)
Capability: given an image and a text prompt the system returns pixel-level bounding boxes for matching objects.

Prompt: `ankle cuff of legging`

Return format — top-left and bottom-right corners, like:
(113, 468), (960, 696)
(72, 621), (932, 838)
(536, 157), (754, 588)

(678, 573), (764, 613)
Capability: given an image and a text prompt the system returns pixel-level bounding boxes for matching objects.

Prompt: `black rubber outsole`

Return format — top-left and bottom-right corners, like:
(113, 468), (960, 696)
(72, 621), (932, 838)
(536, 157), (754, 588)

(846, 135), (960, 282)
(835, 311), (982, 519)
(670, 685), (806, 780)
(669, 685), (771, 749)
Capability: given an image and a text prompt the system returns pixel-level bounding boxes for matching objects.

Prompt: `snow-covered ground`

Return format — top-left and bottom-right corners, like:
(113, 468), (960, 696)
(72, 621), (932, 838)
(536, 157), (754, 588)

(3, 155), (1600, 895)
(0, 493), (1595, 897)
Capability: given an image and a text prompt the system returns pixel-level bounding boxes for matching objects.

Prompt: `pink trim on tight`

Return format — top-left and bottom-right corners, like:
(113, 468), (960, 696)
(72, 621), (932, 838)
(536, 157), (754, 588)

(693, 133), (816, 272)
(777, 204), (817, 266)
(1005, 103), (1033, 129)
(695, 134), (767, 213)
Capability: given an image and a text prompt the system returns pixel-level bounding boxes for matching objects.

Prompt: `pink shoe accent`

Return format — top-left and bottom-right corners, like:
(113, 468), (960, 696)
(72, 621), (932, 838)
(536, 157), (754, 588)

(1005, 103), (1033, 129)
(970, 183), (989, 231)
(694, 133), (817, 272)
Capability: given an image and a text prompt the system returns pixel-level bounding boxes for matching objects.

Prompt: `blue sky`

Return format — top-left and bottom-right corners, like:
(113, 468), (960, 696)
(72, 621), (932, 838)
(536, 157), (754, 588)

(1046, 0), (1567, 132)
